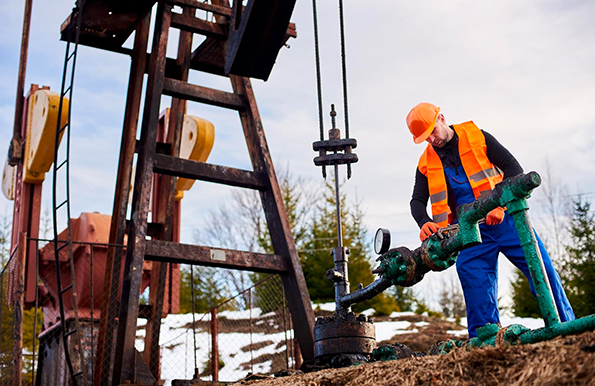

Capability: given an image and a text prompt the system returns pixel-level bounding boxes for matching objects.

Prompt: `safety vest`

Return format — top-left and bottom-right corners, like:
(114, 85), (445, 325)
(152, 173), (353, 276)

(417, 121), (503, 227)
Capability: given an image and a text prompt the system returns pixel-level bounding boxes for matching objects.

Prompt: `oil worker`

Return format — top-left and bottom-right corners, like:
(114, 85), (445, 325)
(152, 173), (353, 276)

(406, 102), (575, 338)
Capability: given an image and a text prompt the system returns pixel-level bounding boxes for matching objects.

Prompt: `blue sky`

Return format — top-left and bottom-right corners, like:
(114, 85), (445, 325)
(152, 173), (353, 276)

(1, 0), (594, 306)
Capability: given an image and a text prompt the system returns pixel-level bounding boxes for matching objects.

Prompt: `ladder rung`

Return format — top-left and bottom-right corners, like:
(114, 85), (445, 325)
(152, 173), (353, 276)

(56, 242), (70, 252)
(62, 86), (72, 97)
(144, 240), (288, 274)
(56, 199), (68, 210)
(67, 50), (76, 61)
(170, 11), (226, 39)
(153, 154), (267, 190)
(56, 159), (68, 170)
(64, 328), (77, 338)
(162, 78), (245, 111)
(60, 284), (73, 294)
(73, 371), (83, 377)
(58, 124), (69, 135)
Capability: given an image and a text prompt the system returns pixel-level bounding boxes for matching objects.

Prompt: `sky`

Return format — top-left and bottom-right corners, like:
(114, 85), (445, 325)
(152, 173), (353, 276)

(1, 0), (594, 306)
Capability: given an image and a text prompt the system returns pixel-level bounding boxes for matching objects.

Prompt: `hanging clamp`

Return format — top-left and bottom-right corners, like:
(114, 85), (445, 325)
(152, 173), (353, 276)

(312, 104), (358, 178)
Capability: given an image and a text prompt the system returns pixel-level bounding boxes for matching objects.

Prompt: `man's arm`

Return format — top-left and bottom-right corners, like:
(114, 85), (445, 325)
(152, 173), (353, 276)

(410, 168), (434, 228)
(482, 130), (523, 178)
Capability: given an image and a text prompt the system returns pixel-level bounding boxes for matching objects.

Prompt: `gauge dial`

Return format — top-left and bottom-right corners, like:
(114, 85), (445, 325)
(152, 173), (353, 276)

(374, 228), (391, 254)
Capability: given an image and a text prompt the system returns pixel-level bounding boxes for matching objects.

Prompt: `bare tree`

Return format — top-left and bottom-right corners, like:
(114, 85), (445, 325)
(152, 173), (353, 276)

(438, 276), (466, 319)
(193, 166), (320, 307)
(535, 159), (571, 264)
(0, 206), (11, 268)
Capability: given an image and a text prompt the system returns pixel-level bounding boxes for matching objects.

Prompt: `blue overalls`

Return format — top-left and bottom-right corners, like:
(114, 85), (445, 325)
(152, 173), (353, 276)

(444, 165), (575, 338)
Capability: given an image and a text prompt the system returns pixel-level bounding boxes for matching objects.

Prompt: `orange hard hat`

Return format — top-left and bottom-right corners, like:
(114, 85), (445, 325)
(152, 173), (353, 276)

(406, 103), (440, 144)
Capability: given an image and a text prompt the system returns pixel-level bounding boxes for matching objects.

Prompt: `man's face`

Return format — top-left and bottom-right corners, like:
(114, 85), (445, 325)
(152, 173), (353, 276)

(426, 115), (451, 148)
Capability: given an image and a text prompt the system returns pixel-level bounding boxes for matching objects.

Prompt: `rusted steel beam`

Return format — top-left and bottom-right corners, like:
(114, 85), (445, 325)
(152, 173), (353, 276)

(171, 12), (227, 39)
(8, 0), (33, 165)
(73, 38), (133, 55)
(95, 12), (151, 386)
(145, 8), (194, 375)
(124, 220), (163, 239)
(112, 3), (172, 385)
(211, 308), (219, 381)
(60, 0), (155, 48)
(145, 261), (167, 378)
(189, 38), (227, 77)
(153, 153), (267, 190)
(230, 74), (315, 361)
(167, 0), (232, 16)
(9, 85), (43, 306)
(144, 240), (289, 273)
(225, 0), (297, 80)
(155, 54), (229, 79)
(13, 232), (27, 386)
(162, 78), (245, 110)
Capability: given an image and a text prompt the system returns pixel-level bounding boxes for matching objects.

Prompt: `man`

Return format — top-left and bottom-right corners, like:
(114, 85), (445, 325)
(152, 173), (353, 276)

(407, 102), (574, 338)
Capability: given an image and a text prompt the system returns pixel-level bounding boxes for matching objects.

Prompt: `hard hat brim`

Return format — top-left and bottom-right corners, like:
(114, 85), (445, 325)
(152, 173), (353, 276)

(412, 110), (439, 144)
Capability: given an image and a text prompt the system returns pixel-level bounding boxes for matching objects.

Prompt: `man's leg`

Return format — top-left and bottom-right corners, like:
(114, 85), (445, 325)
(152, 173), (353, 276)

(498, 214), (575, 322)
(456, 230), (500, 338)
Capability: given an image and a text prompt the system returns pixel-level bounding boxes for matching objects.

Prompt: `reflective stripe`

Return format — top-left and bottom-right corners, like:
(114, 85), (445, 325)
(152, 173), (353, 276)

(478, 190), (493, 199)
(433, 212), (448, 224)
(430, 190), (447, 204)
(469, 167), (500, 183)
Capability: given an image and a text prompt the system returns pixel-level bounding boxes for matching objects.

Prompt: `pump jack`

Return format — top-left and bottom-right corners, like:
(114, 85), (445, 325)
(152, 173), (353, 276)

(4, 0), (315, 385)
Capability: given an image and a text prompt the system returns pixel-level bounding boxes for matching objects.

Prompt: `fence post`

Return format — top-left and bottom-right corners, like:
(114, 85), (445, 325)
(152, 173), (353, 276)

(13, 232), (27, 385)
(294, 338), (302, 370)
(211, 308), (218, 381)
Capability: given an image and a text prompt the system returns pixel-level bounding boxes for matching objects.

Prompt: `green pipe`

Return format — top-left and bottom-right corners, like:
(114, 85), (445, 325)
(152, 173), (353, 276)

(507, 198), (560, 327)
(460, 315), (595, 351)
(517, 315), (595, 345)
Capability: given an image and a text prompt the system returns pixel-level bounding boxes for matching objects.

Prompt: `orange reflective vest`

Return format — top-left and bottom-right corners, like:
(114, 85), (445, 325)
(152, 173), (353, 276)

(417, 121), (503, 227)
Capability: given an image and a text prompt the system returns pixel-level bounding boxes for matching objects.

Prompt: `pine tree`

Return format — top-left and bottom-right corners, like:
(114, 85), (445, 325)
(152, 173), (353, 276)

(390, 286), (415, 313)
(178, 266), (236, 314)
(196, 170), (412, 316)
(563, 197), (595, 317)
(301, 181), (398, 315)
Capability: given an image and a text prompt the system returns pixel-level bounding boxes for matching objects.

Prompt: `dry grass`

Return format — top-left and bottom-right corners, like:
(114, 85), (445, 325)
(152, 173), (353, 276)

(234, 330), (595, 386)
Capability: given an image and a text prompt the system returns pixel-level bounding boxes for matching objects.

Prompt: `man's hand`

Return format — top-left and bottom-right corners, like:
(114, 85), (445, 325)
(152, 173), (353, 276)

(486, 207), (505, 225)
(420, 222), (440, 241)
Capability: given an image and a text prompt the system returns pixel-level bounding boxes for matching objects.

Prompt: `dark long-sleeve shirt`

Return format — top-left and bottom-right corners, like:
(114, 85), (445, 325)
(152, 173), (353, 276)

(410, 128), (523, 228)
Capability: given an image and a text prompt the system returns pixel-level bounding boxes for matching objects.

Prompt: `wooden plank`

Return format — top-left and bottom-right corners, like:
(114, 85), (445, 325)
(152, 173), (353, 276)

(145, 240), (289, 274)
(153, 153), (267, 190)
(171, 12), (227, 38)
(162, 78), (245, 110)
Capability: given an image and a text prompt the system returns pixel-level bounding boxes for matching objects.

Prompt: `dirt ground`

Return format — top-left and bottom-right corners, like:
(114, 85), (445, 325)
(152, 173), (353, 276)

(232, 316), (595, 386)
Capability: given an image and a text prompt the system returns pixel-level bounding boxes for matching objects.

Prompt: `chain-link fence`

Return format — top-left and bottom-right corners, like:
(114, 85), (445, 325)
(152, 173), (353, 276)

(0, 247), (18, 386)
(0, 237), (299, 385)
(157, 271), (299, 383)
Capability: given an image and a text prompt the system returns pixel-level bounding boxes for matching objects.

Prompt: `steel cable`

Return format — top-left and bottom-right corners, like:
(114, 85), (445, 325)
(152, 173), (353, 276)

(338, 0), (352, 178)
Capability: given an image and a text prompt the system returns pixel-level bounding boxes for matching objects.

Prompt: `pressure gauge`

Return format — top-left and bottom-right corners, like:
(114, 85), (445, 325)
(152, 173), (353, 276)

(374, 228), (391, 255)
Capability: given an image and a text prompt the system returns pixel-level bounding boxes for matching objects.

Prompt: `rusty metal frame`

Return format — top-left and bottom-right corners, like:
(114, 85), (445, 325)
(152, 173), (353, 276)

(10, 84), (45, 307)
(111, 2), (173, 384)
(83, 0), (317, 382)
(8, 0), (33, 166)
(230, 74), (315, 360)
(94, 11), (151, 386)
